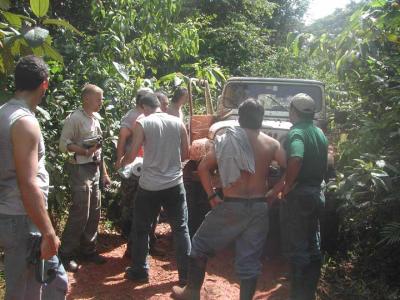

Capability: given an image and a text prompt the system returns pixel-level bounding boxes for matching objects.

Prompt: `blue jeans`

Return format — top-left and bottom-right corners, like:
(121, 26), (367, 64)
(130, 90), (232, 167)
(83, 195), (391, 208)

(280, 185), (325, 266)
(280, 185), (325, 300)
(191, 199), (269, 280)
(130, 183), (191, 280)
(0, 214), (68, 300)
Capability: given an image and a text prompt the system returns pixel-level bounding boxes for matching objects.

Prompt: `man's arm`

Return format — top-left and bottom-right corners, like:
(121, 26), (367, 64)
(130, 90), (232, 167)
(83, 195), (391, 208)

(59, 116), (97, 157)
(115, 127), (131, 169)
(266, 143), (287, 202)
(101, 158), (111, 187)
(180, 123), (189, 162)
(274, 142), (287, 170)
(12, 117), (60, 260)
(121, 123), (144, 167)
(283, 157), (302, 195)
(198, 146), (223, 208)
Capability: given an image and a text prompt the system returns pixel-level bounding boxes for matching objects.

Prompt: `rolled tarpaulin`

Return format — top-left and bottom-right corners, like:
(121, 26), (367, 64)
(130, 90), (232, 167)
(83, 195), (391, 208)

(118, 157), (143, 179)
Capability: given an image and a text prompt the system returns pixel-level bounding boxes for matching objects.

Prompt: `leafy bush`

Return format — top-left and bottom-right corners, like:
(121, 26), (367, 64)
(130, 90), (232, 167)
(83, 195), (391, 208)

(285, 0), (400, 298)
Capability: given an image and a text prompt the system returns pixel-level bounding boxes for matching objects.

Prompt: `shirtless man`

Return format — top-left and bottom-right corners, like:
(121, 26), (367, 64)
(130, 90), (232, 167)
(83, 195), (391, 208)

(155, 91), (169, 113)
(167, 87), (188, 120)
(172, 99), (286, 300)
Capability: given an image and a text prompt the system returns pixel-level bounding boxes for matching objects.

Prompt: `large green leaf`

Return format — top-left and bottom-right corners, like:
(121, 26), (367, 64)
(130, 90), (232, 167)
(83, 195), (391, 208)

(2, 11), (22, 28)
(369, 0), (386, 8)
(158, 72), (177, 83)
(30, 0), (49, 18)
(43, 42), (63, 63)
(32, 45), (44, 56)
(42, 18), (82, 35)
(0, 0), (10, 10)
(112, 61), (129, 81)
(23, 26), (48, 47)
(212, 67), (226, 81)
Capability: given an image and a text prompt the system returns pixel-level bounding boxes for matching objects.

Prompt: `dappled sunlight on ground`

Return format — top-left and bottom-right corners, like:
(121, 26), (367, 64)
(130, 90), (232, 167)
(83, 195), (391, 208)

(67, 223), (289, 300)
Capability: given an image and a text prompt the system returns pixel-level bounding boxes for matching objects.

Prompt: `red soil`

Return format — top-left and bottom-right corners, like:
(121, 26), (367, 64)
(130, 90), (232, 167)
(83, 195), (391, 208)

(67, 223), (289, 300)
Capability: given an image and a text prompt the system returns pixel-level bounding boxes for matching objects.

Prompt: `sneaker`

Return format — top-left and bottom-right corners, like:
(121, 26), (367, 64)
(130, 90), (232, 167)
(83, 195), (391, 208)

(125, 267), (149, 283)
(80, 253), (107, 265)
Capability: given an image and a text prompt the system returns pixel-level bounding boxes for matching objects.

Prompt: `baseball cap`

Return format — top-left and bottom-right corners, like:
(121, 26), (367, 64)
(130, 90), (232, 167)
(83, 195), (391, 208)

(290, 93), (316, 114)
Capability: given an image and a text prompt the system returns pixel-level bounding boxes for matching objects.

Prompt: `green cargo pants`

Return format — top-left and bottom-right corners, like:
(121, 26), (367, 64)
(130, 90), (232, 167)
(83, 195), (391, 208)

(60, 163), (101, 257)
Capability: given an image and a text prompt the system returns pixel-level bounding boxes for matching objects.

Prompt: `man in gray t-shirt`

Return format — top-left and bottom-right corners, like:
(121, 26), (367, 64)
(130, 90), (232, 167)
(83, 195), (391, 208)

(121, 93), (191, 284)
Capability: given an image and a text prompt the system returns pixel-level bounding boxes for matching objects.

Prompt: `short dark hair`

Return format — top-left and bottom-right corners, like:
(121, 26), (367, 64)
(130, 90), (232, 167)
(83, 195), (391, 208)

(172, 87), (188, 103)
(15, 55), (49, 91)
(238, 99), (264, 129)
(155, 91), (167, 101)
(140, 93), (160, 108)
(135, 87), (153, 106)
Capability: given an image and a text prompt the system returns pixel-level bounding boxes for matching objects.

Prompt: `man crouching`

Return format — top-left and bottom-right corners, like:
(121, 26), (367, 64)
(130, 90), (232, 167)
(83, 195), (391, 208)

(172, 99), (286, 300)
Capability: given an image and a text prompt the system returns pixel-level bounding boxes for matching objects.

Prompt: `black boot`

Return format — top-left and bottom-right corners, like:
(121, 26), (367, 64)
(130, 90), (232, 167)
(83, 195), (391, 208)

(289, 264), (305, 300)
(302, 259), (322, 300)
(240, 277), (257, 300)
(172, 256), (207, 300)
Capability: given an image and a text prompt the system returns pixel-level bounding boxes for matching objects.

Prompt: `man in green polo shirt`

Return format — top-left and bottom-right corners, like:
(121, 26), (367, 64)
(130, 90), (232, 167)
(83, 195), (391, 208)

(271, 93), (328, 300)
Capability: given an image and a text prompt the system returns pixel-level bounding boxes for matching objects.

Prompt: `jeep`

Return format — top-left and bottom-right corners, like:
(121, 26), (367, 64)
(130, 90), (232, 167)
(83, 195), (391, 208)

(183, 77), (333, 249)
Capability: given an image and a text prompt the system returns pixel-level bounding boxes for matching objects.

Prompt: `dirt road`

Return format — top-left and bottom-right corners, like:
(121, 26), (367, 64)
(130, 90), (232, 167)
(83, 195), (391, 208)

(67, 223), (289, 300)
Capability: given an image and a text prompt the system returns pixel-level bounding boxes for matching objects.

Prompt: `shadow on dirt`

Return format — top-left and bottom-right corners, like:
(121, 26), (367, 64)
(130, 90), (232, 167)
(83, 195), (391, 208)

(67, 224), (289, 300)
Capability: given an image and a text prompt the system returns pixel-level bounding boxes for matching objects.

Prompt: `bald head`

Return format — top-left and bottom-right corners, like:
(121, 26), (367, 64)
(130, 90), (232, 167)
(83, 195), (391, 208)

(82, 84), (103, 114)
(82, 84), (103, 100)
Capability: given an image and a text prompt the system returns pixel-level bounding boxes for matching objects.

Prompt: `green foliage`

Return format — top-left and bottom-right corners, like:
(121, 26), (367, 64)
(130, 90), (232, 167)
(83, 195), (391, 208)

(285, 1), (400, 297)
(31, 0), (227, 221)
(185, 0), (284, 74)
(30, 0), (49, 18)
(0, 0), (80, 77)
(380, 222), (400, 246)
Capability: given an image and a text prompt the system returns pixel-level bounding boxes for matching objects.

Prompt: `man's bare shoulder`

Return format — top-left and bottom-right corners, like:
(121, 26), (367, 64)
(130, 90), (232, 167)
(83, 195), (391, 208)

(12, 115), (40, 141)
(258, 131), (280, 148)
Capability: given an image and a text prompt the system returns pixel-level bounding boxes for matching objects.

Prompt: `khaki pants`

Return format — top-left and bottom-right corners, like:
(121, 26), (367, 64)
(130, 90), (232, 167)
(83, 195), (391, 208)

(60, 163), (100, 257)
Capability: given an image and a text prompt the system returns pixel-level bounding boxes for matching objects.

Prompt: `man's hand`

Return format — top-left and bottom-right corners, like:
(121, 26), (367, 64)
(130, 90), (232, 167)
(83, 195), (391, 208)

(40, 233), (60, 260)
(86, 145), (98, 157)
(283, 184), (293, 197)
(103, 174), (111, 187)
(209, 195), (223, 209)
(266, 190), (278, 206)
(115, 159), (122, 171)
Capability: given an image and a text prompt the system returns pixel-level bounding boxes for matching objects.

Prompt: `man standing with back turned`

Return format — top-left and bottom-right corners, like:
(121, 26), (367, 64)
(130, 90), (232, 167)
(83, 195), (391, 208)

(0, 55), (68, 299)
(271, 93), (328, 300)
(121, 93), (191, 285)
(172, 99), (286, 300)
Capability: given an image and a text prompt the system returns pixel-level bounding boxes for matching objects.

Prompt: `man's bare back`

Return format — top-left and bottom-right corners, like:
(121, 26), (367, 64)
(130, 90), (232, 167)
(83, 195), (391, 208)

(223, 129), (285, 199)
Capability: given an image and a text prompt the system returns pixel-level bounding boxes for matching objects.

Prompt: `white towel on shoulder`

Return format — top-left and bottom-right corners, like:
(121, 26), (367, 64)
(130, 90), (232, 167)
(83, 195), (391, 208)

(214, 126), (255, 188)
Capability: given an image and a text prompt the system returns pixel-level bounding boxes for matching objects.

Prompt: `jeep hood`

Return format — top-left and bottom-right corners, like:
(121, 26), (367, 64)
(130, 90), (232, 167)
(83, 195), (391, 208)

(208, 120), (292, 140)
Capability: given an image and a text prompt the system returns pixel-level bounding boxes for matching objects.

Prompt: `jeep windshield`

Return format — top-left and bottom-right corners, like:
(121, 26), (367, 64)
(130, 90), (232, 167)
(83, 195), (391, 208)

(222, 81), (323, 112)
